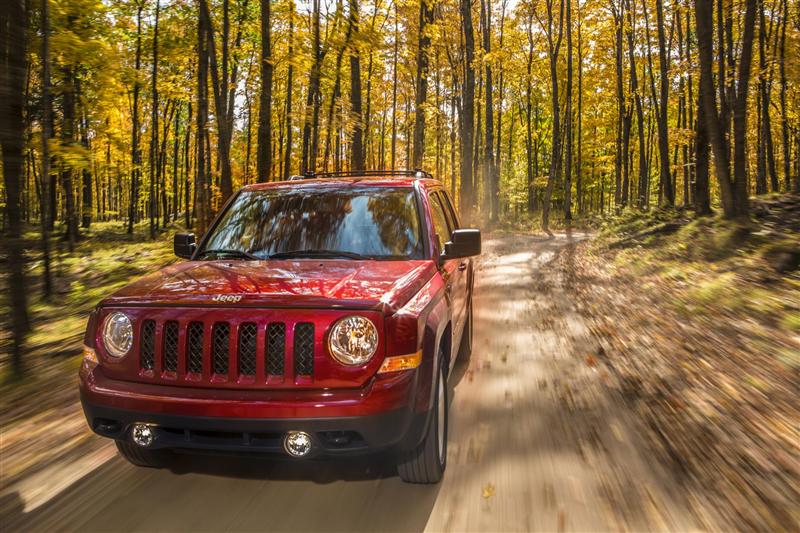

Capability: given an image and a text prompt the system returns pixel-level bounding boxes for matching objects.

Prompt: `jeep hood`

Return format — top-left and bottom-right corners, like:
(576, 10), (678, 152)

(101, 260), (438, 313)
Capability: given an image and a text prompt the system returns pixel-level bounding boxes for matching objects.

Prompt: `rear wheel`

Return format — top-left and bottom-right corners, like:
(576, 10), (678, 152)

(115, 440), (173, 468)
(398, 353), (448, 484)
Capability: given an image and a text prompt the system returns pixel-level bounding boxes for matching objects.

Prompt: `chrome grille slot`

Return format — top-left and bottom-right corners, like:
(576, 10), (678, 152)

(140, 320), (156, 370)
(238, 323), (257, 376)
(293, 323), (314, 376)
(187, 322), (204, 374)
(266, 322), (286, 376)
(212, 323), (230, 375)
(163, 321), (179, 372)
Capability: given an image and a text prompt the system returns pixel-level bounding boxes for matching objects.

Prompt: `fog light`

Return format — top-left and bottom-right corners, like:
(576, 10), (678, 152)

(283, 431), (312, 457)
(131, 423), (155, 447)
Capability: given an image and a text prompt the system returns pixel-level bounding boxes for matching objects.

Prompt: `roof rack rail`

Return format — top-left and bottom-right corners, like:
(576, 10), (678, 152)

(312, 169), (434, 180)
(289, 171), (317, 180)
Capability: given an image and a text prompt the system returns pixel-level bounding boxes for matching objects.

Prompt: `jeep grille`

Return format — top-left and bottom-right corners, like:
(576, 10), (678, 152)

(137, 320), (315, 381)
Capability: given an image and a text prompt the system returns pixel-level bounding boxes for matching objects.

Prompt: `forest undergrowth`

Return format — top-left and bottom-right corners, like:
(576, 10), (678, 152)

(569, 194), (800, 531)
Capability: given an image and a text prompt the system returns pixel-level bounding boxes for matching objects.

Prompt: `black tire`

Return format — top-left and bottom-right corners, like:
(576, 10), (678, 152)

(115, 440), (173, 468)
(398, 353), (448, 484)
(457, 299), (473, 361)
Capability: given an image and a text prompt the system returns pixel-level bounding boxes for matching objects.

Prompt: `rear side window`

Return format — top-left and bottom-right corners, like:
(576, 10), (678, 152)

(438, 191), (460, 230)
(428, 193), (451, 252)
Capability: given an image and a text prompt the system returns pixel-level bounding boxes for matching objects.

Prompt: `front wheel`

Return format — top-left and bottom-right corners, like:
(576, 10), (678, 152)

(115, 440), (173, 469)
(398, 353), (448, 484)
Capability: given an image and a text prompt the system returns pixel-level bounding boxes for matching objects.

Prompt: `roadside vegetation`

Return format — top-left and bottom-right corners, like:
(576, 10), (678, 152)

(1, 221), (177, 416)
(570, 194), (800, 530)
(0, 221), (178, 491)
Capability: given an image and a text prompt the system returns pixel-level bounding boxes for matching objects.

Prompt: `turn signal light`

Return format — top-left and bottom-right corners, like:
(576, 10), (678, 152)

(80, 345), (99, 377)
(378, 350), (422, 373)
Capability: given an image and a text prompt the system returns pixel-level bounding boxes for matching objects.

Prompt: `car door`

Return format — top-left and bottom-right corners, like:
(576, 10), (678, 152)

(435, 191), (469, 342)
(429, 191), (467, 347)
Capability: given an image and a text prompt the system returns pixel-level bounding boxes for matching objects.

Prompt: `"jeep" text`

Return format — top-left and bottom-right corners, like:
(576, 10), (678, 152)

(211, 294), (243, 303)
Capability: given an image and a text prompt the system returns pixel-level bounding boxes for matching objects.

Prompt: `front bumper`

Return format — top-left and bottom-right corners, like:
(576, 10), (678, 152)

(80, 366), (430, 455)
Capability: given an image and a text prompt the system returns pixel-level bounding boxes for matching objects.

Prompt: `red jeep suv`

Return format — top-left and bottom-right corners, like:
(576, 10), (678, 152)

(79, 170), (480, 483)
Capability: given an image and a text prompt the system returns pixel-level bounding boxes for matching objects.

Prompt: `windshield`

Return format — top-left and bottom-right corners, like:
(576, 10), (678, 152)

(201, 187), (424, 260)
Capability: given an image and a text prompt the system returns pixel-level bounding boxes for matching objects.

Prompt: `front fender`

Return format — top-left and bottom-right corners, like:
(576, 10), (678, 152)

(384, 271), (451, 416)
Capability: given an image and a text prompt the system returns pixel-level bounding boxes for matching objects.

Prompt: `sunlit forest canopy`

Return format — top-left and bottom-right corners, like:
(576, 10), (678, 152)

(2, 0), (799, 243)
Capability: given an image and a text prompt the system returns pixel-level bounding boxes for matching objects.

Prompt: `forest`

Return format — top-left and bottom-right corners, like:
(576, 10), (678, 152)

(2, 0), (800, 528)
(1, 0), (800, 369)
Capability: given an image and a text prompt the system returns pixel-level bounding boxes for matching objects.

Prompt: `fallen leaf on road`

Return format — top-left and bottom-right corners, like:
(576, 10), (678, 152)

(482, 483), (495, 499)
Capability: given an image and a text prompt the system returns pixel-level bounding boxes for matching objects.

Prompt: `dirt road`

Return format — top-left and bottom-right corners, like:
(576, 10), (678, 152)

(3, 233), (699, 532)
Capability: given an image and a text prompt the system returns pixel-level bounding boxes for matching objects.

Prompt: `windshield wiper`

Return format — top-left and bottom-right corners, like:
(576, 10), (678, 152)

(266, 249), (370, 260)
(199, 249), (260, 260)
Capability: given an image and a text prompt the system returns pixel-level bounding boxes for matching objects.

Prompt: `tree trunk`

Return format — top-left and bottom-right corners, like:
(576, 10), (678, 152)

(576, 0), (583, 214)
(655, 0), (674, 205)
(257, 0), (273, 181)
(0, 0), (31, 375)
(542, 0), (564, 233)
(564, 0), (573, 222)
(525, 8), (535, 213)
(460, 0), (476, 221)
(39, 0), (53, 296)
(283, 4), (294, 179)
(778, 0), (790, 191)
(301, 0), (322, 173)
(128, 2), (143, 234)
(78, 86), (92, 229)
(730, 0), (757, 215)
(349, 0), (364, 171)
(412, 0), (435, 169)
(184, 101), (192, 228)
(695, 76), (712, 215)
(196, 7), (211, 233)
(199, 0), (233, 200)
(481, 0), (497, 223)
(695, 0), (753, 218)
(757, 0), (778, 193)
(390, 2), (399, 170)
(626, 0), (647, 210)
(62, 69), (79, 250)
(149, 0), (160, 238)
(613, 2), (624, 208)
(172, 104), (180, 221)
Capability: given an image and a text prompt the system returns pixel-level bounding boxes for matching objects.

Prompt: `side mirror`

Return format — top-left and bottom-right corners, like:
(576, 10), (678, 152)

(174, 233), (196, 259)
(443, 228), (481, 259)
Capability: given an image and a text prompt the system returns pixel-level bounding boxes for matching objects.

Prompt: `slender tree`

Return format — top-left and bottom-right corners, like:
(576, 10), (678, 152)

(541, 0), (565, 233)
(349, 0), (364, 171)
(460, 0), (476, 221)
(257, 0), (273, 181)
(128, 1), (144, 234)
(301, 0), (323, 173)
(283, 1), (294, 180)
(413, 0), (435, 168)
(564, 0), (573, 221)
(0, 0), (31, 375)
(481, 0), (497, 223)
(149, 0), (160, 238)
(654, 0), (674, 205)
(39, 0), (53, 296)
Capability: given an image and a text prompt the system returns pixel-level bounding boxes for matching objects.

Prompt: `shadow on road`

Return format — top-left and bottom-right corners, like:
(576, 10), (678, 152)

(9, 451), (441, 532)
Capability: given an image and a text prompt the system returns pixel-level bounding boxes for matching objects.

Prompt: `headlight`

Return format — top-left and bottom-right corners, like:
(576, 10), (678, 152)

(102, 312), (133, 358)
(328, 316), (378, 365)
